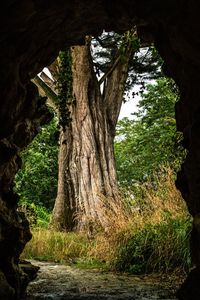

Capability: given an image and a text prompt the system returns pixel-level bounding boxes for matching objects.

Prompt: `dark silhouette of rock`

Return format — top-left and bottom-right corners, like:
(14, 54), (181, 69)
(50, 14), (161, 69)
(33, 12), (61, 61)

(177, 267), (200, 300)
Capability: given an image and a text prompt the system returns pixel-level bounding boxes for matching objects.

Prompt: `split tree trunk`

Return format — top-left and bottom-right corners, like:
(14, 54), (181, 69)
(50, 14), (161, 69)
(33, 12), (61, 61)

(51, 40), (133, 231)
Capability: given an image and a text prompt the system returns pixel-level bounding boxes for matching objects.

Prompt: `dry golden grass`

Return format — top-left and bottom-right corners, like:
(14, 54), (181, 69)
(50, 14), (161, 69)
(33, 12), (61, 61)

(88, 167), (190, 266)
(138, 167), (188, 223)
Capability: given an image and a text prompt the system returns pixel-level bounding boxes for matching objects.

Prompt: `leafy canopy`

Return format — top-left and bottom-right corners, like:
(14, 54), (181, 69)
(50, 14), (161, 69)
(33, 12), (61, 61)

(115, 77), (185, 186)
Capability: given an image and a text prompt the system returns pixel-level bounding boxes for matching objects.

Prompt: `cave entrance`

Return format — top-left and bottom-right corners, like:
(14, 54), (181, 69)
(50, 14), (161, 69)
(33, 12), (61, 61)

(15, 35), (189, 300)
(2, 2), (200, 299)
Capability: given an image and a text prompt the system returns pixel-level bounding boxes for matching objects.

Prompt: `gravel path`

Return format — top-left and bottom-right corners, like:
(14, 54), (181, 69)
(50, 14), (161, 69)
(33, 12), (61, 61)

(26, 261), (180, 300)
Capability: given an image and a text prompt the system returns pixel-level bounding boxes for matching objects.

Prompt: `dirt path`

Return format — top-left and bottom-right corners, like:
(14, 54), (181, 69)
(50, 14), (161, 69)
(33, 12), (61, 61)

(26, 261), (180, 299)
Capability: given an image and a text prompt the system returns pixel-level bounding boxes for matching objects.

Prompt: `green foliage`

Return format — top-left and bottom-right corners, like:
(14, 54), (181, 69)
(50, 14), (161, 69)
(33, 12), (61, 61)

(111, 216), (191, 274)
(86, 167), (192, 275)
(76, 259), (107, 270)
(125, 47), (162, 98)
(36, 205), (51, 228)
(92, 30), (141, 78)
(92, 31), (160, 96)
(92, 32), (122, 74)
(119, 30), (140, 62)
(18, 201), (51, 228)
(15, 118), (58, 210)
(115, 78), (185, 185)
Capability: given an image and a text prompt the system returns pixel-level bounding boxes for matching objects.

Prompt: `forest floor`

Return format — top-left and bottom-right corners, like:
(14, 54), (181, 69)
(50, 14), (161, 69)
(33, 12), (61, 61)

(26, 260), (184, 300)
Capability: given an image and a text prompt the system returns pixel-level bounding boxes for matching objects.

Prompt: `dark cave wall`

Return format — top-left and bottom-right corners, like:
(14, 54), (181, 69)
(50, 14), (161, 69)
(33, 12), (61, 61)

(1, 1), (200, 299)
(148, 7), (200, 298)
(0, 2), (138, 298)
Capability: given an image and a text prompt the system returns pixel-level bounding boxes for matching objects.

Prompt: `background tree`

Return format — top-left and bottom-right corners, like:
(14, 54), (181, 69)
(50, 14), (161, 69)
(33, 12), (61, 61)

(115, 77), (185, 186)
(15, 117), (58, 210)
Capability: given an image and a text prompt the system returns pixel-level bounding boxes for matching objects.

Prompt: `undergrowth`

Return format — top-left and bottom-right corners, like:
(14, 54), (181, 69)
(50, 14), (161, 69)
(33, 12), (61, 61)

(21, 167), (192, 274)
(22, 229), (90, 263)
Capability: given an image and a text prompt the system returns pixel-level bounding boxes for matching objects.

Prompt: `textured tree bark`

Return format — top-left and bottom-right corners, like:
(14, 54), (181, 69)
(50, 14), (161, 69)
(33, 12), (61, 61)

(51, 128), (76, 231)
(51, 40), (132, 231)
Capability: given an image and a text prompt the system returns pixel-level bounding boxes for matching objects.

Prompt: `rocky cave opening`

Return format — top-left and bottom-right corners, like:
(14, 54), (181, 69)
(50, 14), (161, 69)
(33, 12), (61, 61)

(1, 1), (200, 299)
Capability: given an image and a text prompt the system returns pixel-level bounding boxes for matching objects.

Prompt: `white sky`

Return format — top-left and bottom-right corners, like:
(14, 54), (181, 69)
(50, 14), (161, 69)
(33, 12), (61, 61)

(119, 85), (141, 120)
(119, 95), (140, 120)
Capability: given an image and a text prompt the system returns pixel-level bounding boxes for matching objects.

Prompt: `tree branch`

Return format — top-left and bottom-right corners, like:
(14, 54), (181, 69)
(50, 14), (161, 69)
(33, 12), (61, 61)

(47, 59), (59, 81)
(103, 41), (134, 129)
(32, 75), (58, 111)
(98, 55), (120, 85)
(40, 71), (55, 91)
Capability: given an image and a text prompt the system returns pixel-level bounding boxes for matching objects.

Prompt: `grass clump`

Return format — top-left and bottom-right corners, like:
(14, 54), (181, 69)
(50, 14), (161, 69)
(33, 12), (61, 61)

(22, 228), (90, 263)
(111, 216), (191, 274)
(88, 167), (192, 274)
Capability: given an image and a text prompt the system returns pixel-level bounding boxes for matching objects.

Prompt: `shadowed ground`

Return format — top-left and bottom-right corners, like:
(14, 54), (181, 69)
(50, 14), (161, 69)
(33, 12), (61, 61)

(26, 261), (181, 299)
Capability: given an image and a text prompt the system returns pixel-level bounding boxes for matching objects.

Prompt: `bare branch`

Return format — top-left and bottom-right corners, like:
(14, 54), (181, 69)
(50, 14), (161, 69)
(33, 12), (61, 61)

(98, 55), (120, 85)
(32, 75), (58, 111)
(40, 71), (56, 91)
(47, 59), (59, 81)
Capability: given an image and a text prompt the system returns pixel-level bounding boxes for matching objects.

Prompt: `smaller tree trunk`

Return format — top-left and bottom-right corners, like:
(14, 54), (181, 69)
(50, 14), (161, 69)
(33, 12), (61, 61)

(51, 127), (77, 231)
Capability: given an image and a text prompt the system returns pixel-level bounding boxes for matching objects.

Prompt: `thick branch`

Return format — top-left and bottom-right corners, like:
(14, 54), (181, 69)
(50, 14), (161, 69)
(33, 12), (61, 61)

(103, 42), (134, 130)
(33, 75), (58, 111)
(95, 36), (119, 49)
(47, 59), (59, 81)
(99, 55), (120, 85)
(40, 72), (55, 91)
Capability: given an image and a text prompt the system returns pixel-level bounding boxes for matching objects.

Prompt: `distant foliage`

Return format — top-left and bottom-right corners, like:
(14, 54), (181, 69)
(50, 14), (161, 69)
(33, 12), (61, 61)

(18, 202), (51, 228)
(115, 77), (185, 186)
(15, 117), (58, 210)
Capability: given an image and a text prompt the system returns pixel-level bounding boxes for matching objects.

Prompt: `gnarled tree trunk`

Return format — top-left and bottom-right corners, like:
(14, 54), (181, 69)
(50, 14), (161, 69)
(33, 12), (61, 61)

(51, 39), (133, 231)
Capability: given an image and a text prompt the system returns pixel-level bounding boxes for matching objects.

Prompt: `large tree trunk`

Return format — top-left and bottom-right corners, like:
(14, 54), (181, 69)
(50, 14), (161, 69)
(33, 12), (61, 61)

(51, 40), (132, 231)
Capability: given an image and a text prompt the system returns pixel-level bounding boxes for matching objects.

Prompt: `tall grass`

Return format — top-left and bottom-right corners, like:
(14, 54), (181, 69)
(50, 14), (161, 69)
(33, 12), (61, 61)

(88, 168), (192, 273)
(22, 167), (192, 274)
(22, 229), (90, 263)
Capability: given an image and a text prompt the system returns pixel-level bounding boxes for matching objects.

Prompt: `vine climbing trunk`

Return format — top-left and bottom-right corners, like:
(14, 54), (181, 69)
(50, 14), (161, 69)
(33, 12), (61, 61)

(51, 37), (133, 231)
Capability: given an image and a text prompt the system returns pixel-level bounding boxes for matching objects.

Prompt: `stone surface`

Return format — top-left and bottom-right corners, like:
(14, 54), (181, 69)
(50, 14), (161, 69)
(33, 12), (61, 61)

(20, 260), (40, 282)
(0, 270), (15, 300)
(26, 261), (179, 300)
(1, 1), (200, 299)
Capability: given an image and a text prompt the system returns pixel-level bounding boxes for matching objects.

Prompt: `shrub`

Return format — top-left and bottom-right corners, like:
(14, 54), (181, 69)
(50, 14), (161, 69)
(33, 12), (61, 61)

(18, 200), (51, 228)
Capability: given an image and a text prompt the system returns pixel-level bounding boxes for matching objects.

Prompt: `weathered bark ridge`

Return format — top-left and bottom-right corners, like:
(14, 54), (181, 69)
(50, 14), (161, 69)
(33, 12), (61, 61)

(51, 41), (132, 231)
